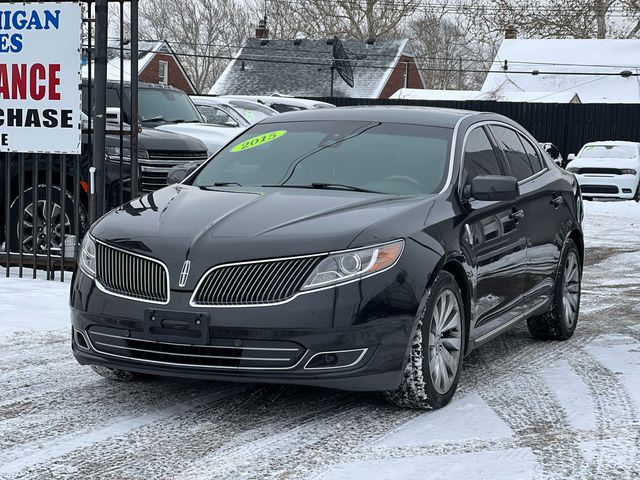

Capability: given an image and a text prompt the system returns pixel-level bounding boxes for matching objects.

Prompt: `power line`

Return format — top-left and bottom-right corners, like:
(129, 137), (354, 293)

(94, 44), (640, 77)
(106, 36), (640, 70)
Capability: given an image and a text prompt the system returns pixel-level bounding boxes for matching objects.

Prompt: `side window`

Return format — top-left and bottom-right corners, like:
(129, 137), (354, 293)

(491, 125), (535, 181)
(518, 133), (544, 173)
(462, 127), (503, 190)
(197, 105), (236, 126)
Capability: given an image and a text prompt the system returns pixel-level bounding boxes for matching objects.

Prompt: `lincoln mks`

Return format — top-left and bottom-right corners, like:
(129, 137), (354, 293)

(71, 107), (583, 409)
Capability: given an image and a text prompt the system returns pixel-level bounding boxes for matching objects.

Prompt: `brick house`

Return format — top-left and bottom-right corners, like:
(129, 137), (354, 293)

(84, 40), (196, 94)
(210, 36), (425, 99)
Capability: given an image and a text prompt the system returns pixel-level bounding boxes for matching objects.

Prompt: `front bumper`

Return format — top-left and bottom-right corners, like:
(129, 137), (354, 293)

(576, 173), (639, 199)
(69, 247), (435, 391)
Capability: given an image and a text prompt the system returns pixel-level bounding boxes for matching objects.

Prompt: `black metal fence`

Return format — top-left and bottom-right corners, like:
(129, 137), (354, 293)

(309, 97), (640, 159)
(1, 0), (138, 280)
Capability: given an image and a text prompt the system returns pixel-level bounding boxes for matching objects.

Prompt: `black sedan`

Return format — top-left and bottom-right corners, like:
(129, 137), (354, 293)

(70, 107), (584, 409)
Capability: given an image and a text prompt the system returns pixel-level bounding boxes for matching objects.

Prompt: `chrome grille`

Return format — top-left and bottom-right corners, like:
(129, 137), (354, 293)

(192, 255), (324, 306)
(95, 242), (169, 303)
(86, 326), (305, 370)
(140, 150), (208, 192)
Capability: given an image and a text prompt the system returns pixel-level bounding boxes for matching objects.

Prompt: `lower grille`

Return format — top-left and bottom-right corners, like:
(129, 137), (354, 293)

(575, 168), (625, 175)
(95, 242), (169, 303)
(581, 185), (619, 194)
(87, 326), (305, 370)
(192, 255), (324, 306)
(141, 150), (208, 192)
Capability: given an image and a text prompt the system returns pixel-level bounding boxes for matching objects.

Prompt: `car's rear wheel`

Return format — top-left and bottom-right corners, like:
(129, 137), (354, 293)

(91, 365), (139, 382)
(384, 271), (465, 409)
(527, 239), (581, 340)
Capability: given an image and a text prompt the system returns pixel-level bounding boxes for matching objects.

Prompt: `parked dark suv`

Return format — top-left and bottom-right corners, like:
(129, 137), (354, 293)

(0, 82), (208, 254)
(71, 107), (584, 409)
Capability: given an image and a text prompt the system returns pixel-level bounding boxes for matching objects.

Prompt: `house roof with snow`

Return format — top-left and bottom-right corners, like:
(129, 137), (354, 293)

(481, 39), (640, 104)
(82, 40), (196, 93)
(391, 88), (581, 103)
(210, 38), (422, 98)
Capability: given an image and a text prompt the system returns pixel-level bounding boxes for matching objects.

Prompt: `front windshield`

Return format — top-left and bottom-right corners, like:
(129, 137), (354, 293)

(227, 99), (276, 123)
(579, 145), (637, 159)
(135, 88), (203, 123)
(191, 121), (452, 195)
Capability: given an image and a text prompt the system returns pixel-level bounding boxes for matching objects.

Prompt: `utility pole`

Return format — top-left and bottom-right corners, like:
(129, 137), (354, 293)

(130, 0), (139, 198)
(92, 0), (108, 219)
(457, 57), (463, 89)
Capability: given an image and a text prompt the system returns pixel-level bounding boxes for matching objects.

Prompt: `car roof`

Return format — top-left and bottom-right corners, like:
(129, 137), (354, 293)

(258, 106), (481, 128)
(583, 140), (640, 147)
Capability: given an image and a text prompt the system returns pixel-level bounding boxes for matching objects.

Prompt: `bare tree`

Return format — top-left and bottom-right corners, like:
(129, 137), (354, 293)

(463, 0), (640, 40)
(262, 0), (419, 39)
(409, 9), (491, 90)
(139, 0), (253, 93)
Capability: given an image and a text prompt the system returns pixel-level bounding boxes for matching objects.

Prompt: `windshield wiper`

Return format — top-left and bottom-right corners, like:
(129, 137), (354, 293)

(211, 181), (243, 187)
(171, 119), (201, 124)
(142, 116), (165, 122)
(261, 182), (383, 194)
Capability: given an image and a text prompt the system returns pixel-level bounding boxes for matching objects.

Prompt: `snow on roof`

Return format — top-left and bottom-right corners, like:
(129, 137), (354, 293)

(81, 40), (167, 81)
(391, 88), (581, 103)
(481, 39), (640, 103)
(583, 140), (640, 146)
(210, 38), (413, 98)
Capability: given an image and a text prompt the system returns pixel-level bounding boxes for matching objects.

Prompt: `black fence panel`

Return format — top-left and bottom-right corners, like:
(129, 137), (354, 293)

(308, 97), (640, 158)
(1, 0), (138, 280)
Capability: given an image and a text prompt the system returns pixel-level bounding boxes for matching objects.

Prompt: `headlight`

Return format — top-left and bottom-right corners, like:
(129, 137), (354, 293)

(79, 235), (96, 278)
(301, 240), (404, 291)
(620, 169), (637, 175)
(566, 167), (579, 173)
(105, 147), (149, 161)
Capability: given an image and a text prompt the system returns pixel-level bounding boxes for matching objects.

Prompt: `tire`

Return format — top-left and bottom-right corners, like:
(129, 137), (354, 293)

(634, 181), (640, 202)
(384, 271), (465, 410)
(8, 185), (87, 254)
(527, 239), (581, 341)
(91, 365), (139, 382)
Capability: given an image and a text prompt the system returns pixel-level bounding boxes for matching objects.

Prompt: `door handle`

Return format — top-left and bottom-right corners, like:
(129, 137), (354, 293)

(551, 193), (564, 208)
(509, 208), (525, 221)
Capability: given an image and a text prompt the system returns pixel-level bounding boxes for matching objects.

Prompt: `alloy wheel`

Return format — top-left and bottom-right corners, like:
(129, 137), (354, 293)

(19, 200), (71, 254)
(428, 289), (462, 394)
(562, 252), (580, 327)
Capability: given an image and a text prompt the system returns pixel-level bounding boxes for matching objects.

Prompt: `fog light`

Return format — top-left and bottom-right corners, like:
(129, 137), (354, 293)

(622, 188), (632, 194)
(323, 353), (338, 366)
(304, 348), (368, 370)
(74, 328), (90, 350)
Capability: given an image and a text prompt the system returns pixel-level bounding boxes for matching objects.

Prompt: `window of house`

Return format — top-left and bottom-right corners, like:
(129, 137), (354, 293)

(158, 60), (169, 85)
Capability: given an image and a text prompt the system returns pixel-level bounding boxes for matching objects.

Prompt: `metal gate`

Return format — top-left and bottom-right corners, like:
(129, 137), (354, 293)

(1, 0), (139, 280)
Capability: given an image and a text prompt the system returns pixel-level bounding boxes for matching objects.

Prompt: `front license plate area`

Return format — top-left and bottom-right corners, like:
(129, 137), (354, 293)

(144, 310), (210, 345)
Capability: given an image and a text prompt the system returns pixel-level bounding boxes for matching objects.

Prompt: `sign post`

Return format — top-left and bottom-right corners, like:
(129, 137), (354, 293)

(0, 3), (82, 154)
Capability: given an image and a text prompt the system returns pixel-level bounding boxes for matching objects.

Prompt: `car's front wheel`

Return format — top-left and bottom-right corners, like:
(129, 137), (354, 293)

(527, 239), (581, 340)
(384, 271), (465, 409)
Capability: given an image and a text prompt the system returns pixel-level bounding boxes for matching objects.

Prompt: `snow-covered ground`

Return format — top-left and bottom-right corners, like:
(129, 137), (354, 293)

(0, 200), (639, 480)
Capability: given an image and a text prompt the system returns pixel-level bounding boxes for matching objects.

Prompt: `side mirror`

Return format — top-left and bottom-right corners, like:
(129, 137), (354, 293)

(567, 153), (576, 162)
(167, 162), (198, 185)
(471, 175), (519, 202)
(106, 107), (122, 124)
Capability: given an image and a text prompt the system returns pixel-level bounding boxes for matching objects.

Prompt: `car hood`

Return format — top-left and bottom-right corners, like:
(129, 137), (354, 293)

(155, 124), (240, 156)
(568, 157), (640, 170)
(91, 185), (433, 277)
(102, 126), (209, 152)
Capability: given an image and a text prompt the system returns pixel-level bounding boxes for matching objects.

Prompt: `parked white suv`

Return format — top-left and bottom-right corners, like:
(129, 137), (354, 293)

(566, 141), (640, 201)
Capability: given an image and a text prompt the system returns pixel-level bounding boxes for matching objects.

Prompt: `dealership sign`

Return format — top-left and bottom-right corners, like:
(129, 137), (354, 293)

(0, 3), (81, 154)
